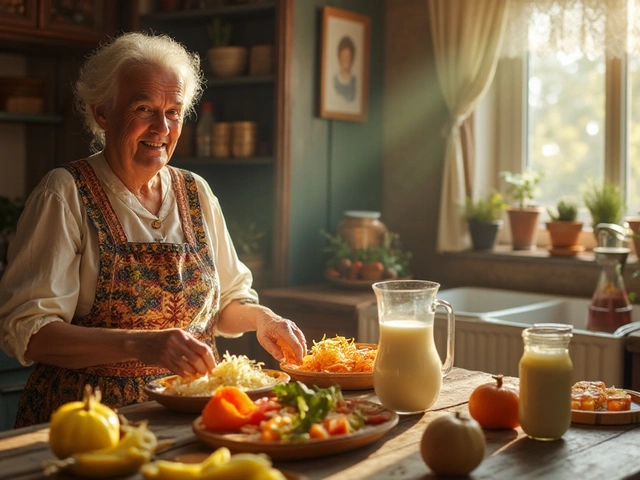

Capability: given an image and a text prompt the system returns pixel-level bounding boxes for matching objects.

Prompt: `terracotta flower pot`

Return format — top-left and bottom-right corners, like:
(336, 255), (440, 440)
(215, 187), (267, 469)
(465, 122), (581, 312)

(546, 221), (584, 256)
(467, 219), (502, 251)
(507, 207), (543, 250)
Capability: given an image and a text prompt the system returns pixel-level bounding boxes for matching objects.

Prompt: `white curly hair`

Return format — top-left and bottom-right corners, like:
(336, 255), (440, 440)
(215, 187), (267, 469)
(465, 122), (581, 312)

(74, 31), (205, 152)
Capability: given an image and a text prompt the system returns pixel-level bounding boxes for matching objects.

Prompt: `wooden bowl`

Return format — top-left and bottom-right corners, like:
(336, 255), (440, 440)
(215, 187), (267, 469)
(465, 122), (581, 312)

(144, 369), (290, 413)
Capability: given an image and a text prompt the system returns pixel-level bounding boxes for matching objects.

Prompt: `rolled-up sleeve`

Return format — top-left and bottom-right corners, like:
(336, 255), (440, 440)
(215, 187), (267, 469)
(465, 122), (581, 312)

(0, 170), (84, 365)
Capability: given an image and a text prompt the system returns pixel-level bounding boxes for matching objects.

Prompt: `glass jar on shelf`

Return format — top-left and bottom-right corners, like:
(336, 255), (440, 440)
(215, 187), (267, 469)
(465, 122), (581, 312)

(337, 211), (388, 251)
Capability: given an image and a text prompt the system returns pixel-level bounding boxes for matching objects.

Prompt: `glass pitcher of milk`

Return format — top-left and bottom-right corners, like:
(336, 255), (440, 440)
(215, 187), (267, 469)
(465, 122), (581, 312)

(372, 280), (455, 414)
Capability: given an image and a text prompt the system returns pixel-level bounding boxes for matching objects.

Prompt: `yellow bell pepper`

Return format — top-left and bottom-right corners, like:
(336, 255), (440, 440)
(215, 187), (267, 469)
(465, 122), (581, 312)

(48, 384), (120, 459)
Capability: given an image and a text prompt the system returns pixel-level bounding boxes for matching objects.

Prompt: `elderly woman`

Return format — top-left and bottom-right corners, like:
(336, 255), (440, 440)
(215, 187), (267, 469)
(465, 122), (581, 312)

(0, 32), (306, 427)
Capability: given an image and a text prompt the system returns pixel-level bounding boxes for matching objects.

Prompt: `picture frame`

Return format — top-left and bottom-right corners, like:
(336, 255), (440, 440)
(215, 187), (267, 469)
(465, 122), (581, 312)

(319, 6), (371, 123)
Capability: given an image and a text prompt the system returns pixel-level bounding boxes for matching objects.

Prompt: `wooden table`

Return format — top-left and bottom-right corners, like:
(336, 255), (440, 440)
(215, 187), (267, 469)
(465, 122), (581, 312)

(2, 368), (640, 479)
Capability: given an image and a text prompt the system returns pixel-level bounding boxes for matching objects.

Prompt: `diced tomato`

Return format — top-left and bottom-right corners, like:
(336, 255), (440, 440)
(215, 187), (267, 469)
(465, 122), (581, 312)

(260, 428), (280, 442)
(308, 423), (330, 439)
(324, 416), (351, 436)
(363, 412), (393, 425)
(349, 399), (386, 415)
(248, 397), (282, 425)
(259, 415), (292, 441)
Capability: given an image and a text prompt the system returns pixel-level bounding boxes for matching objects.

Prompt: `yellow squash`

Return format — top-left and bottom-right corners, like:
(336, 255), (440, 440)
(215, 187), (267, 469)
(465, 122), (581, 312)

(49, 384), (120, 459)
(43, 420), (158, 478)
(141, 448), (287, 480)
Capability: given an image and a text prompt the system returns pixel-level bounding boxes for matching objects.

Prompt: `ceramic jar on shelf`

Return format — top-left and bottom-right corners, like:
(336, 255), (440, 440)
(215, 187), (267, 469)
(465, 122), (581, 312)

(337, 211), (388, 251)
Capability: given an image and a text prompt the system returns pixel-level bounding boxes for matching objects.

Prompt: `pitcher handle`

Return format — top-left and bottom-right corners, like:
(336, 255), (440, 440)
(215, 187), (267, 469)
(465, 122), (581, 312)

(434, 299), (455, 377)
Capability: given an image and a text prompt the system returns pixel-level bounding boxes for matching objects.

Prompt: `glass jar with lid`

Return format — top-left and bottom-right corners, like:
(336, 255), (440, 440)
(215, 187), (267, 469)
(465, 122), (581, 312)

(337, 211), (388, 251)
(518, 323), (573, 441)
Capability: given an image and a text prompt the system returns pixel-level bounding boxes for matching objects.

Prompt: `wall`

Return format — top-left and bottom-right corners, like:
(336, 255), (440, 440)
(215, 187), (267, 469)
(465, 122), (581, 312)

(382, 0), (447, 281)
(380, 1), (621, 300)
(288, 0), (384, 285)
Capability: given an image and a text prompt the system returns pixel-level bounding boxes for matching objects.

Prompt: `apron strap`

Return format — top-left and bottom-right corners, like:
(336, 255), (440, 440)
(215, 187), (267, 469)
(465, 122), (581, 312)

(63, 159), (128, 246)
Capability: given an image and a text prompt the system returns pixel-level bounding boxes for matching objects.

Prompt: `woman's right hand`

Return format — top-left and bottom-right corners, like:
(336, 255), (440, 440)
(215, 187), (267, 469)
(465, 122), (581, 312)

(130, 328), (217, 377)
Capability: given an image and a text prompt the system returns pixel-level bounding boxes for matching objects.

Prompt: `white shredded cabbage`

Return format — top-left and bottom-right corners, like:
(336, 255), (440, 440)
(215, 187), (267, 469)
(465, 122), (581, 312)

(165, 352), (277, 396)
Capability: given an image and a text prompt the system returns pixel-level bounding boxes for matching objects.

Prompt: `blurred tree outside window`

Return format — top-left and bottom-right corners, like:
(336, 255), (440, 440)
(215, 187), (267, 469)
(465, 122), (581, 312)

(527, 52), (605, 222)
(489, 2), (640, 224)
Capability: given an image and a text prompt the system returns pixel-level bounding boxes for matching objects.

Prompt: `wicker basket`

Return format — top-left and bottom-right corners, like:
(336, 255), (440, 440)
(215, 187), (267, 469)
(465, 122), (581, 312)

(207, 47), (248, 78)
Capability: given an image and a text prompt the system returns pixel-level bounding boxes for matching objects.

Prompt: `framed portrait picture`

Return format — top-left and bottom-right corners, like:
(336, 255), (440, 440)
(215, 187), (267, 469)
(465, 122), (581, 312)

(319, 6), (371, 122)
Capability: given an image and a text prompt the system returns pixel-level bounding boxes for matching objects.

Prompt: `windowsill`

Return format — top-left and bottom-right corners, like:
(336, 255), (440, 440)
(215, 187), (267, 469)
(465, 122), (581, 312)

(442, 244), (639, 265)
(436, 244), (640, 299)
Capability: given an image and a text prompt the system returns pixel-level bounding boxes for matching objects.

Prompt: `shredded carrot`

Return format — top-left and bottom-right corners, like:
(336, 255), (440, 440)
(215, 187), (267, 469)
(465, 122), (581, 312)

(296, 335), (377, 373)
(276, 338), (298, 365)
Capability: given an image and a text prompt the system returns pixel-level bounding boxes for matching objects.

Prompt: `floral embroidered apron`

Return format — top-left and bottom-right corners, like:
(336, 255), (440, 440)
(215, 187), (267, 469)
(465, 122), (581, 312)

(15, 159), (220, 427)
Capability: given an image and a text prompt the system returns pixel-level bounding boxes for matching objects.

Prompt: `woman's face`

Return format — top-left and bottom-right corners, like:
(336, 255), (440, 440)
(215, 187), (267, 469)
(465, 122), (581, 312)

(339, 47), (353, 73)
(99, 63), (185, 175)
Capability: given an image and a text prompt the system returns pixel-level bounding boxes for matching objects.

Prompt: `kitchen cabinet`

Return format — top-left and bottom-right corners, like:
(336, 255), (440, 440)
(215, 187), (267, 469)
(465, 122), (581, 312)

(139, 0), (292, 289)
(0, 2), (137, 192)
(0, 0), (116, 45)
(0, 351), (32, 431)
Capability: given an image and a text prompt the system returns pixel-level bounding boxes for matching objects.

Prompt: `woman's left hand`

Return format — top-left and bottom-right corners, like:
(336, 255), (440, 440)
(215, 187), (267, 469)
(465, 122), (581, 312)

(255, 312), (307, 364)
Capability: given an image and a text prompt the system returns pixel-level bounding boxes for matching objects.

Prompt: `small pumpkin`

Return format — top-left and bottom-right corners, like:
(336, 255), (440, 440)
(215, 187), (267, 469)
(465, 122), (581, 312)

(468, 374), (520, 429)
(420, 411), (486, 476)
(49, 384), (120, 459)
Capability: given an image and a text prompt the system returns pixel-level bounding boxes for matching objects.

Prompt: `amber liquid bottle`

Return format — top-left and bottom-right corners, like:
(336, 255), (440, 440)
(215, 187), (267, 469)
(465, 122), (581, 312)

(587, 247), (632, 333)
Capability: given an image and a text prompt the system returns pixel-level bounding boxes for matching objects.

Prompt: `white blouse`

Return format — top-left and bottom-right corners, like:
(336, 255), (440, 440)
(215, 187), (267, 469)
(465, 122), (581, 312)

(0, 153), (258, 366)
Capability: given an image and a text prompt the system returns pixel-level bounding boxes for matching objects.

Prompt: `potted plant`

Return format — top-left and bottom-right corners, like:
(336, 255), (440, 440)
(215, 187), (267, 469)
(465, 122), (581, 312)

(322, 230), (412, 284)
(500, 170), (545, 250)
(229, 222), (266, 286)
(0, 196), (24, 266)
(464, 191), (507, 251)
(545, 197), (584, 256)
(206, 17), (248, 78)
(582, 180), (625, 243)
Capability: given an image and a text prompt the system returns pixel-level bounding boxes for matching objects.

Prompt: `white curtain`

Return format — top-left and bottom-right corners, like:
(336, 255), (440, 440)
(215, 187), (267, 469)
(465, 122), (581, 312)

(428, 0), (510, 252)
(503, 0), (638, 60)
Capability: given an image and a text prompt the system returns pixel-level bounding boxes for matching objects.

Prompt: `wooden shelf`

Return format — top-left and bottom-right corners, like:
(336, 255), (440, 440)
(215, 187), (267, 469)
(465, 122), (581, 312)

(142, 2), (275, 23)
(0, 112), (63, 124)
(171, 156), (273, 167)
(207, 75), (275, 86)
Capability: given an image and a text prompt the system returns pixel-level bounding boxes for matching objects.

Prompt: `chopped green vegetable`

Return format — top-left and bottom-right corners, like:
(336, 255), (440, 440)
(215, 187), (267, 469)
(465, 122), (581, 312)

(272, 382), (344, 439)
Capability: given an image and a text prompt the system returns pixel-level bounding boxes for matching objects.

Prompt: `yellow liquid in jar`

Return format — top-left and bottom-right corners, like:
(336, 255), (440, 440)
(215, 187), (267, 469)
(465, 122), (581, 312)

(373, 320), (442, 414)
(518, 348), (573, 440)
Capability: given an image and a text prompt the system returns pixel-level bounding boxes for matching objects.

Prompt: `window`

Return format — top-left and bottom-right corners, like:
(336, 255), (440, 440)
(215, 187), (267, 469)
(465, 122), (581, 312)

(478, 1), (640, 232)
(527, 52), (606, 220)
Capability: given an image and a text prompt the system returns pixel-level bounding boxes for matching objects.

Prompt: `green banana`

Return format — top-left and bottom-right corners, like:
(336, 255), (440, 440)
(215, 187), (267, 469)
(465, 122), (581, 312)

(142, 448), (287, 480)
(43, 420), (157, 478)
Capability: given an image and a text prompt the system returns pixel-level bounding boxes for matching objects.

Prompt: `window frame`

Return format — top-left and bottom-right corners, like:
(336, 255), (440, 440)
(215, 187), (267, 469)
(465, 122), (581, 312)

(478, 52), (630, 251)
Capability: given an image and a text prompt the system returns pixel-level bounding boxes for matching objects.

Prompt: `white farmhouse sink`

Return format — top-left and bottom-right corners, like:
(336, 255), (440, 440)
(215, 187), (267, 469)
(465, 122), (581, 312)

(358, 286), (637, 387)
(436, 287), (555, 318)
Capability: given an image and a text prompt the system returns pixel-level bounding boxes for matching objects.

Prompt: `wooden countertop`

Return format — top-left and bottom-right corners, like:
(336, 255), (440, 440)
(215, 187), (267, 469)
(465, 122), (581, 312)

(2, 368), (640, 479)
(258, 284), (376, 311)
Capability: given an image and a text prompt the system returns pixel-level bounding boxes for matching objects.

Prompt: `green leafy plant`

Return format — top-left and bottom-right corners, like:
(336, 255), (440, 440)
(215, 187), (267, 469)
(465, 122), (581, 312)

(320, 230), (412, 278)
(207, 17), (232, 48)
(547, 197), (579, 222)
(500, 170), (544, 209)
(229, 222), (265, 256)
(0, 196), (24, 235)
(464, 191), (507, 223)
(582, 179), (625, 227)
